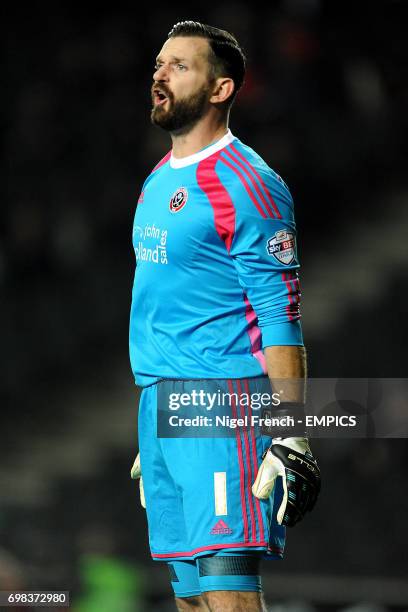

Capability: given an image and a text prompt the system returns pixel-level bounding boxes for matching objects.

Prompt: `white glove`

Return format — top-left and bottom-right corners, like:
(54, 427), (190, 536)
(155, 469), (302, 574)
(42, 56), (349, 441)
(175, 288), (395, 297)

(130, 452), (146, 509)
(252, 437), (320, 526)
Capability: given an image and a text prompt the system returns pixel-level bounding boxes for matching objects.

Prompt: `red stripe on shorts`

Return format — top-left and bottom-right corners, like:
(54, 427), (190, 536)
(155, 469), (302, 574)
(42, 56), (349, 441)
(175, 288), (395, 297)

(228, 379), (249, 543)
(243, 378), (265, 543)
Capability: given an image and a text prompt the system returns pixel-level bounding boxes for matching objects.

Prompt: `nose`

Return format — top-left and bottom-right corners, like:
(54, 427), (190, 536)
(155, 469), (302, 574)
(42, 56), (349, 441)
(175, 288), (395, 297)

(153, 63), (169, 82)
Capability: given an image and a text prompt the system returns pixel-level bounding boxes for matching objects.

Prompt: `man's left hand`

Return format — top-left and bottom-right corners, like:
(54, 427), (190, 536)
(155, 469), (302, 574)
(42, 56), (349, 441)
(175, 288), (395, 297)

(252, 437), (321, 527)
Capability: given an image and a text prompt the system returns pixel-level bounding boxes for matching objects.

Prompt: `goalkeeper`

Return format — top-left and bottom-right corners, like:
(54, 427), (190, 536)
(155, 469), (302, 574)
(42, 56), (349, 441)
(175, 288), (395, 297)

(129, 19), (321, 612)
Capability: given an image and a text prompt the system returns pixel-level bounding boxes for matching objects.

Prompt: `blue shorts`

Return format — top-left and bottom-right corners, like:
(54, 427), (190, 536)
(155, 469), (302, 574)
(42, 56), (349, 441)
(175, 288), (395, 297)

(137, 378), (286, 562)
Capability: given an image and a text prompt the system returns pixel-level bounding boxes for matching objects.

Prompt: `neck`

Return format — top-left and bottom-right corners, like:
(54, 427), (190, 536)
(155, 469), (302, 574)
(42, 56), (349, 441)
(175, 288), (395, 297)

(170, 114), (229, 158)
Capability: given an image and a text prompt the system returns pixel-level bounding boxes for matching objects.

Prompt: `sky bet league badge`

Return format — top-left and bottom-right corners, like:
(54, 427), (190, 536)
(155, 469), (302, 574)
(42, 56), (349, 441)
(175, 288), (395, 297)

(266, 230), (296, 265)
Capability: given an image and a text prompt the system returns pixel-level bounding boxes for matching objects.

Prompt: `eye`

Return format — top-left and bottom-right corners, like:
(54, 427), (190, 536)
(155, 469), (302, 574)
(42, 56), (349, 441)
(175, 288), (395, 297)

(177, 64), (187, 71)
(154, 62), (162, 70)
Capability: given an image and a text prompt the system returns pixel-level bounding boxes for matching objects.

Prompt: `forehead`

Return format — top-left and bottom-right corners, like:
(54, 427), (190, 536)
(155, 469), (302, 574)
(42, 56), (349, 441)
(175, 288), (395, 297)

(157, 36), (210, 66)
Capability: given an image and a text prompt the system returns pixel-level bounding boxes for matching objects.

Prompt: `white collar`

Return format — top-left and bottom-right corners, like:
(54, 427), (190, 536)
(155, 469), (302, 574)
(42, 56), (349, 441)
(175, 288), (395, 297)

(169, 129), (236, 168)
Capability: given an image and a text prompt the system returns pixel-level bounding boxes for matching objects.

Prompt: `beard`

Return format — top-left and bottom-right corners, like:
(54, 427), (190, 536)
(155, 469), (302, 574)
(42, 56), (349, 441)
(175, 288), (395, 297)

(151, 84), (210, 134)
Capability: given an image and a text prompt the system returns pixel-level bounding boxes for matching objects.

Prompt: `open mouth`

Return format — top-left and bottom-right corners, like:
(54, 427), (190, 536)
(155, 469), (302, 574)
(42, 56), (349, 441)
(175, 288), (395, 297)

(153, 89), (169, 106)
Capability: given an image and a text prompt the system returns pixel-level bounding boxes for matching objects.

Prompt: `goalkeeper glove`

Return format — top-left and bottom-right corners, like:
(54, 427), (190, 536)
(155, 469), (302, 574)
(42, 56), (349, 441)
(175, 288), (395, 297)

(252, 437), (320, 527)
(130, 452), (146, 509)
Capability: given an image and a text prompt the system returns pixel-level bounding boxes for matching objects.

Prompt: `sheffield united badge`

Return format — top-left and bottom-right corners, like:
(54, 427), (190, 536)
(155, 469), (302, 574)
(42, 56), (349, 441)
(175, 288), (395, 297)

(169, 187), (188, 213)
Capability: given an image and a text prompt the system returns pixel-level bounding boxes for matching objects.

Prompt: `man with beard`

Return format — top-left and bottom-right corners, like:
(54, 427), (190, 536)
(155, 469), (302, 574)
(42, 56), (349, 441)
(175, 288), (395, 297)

(130, 21), (320, 612)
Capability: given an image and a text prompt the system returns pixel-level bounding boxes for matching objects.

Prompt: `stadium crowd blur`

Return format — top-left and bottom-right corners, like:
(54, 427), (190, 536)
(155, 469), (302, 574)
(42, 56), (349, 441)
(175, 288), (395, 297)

(2, 2), (408, 610)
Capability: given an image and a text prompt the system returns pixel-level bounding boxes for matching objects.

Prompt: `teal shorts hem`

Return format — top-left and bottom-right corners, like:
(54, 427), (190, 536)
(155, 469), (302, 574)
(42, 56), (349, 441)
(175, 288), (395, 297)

(174, 589), (202, 598)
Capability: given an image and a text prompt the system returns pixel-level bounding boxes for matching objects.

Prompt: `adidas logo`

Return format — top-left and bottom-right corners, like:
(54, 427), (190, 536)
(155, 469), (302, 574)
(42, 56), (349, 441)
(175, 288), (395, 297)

(210, 519), (233, 535)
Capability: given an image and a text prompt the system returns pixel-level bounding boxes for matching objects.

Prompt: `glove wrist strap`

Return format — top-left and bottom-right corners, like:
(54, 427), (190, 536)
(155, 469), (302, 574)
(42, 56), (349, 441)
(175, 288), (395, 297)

(261, 402), (307, 438)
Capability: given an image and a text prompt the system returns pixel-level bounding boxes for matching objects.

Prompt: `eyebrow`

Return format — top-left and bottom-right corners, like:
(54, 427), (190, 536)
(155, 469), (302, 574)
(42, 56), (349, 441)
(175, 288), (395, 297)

(155, 55), (188, 64)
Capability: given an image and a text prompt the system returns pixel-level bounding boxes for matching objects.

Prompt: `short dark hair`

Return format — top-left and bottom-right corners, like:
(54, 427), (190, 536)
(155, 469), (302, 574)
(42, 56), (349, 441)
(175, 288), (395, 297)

(168, 20), (246, 105)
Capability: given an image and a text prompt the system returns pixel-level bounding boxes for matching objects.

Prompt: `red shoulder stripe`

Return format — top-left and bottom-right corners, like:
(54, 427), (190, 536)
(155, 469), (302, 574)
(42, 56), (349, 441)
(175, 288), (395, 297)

(224, 147), (276, 218)
(219, 155), (268, 219)
(229, 143), (282, 219)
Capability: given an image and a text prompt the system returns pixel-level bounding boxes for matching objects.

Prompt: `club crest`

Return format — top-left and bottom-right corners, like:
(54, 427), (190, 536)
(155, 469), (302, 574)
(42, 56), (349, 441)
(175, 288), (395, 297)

(266, 230), (296, 265)
(169, 187), (188, 213)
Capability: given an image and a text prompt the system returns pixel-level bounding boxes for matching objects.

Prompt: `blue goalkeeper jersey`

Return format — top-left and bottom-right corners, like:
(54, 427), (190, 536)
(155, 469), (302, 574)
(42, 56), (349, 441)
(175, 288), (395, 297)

(129, 130), (302, 387)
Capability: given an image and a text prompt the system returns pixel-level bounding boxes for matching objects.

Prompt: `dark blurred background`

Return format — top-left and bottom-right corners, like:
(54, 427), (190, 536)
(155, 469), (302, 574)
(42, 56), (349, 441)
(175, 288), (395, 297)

(2, 1), (408, 610)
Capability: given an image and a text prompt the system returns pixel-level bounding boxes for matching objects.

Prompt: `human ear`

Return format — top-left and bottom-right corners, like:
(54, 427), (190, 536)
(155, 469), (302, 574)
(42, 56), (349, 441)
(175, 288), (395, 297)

(210, 78), (235, 104)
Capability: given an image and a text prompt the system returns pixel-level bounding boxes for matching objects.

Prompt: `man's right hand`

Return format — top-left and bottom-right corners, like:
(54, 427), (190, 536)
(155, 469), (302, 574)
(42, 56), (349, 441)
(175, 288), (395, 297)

(130, 452), (146, 508)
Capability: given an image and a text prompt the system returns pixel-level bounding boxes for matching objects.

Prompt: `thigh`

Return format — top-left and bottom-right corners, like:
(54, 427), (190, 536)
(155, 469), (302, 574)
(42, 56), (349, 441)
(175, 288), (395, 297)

(203, 590), (266, 612)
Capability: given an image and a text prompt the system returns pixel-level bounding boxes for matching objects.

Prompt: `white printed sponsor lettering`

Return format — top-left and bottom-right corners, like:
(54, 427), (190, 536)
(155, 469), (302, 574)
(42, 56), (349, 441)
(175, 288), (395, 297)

(133, 223), (168, 264)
